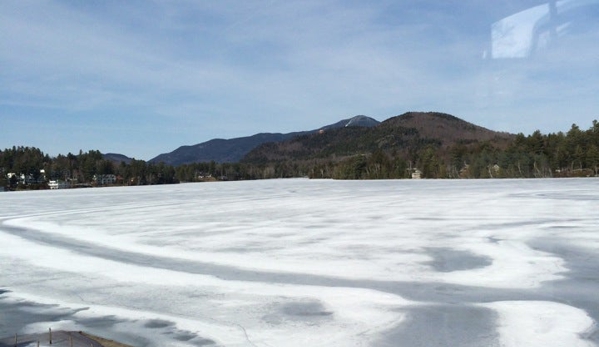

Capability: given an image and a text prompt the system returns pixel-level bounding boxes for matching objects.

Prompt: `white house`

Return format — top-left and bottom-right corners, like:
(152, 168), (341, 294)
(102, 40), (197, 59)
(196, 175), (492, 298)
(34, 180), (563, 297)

(48, 180), (69, 189)
(93, 174), (117, 185)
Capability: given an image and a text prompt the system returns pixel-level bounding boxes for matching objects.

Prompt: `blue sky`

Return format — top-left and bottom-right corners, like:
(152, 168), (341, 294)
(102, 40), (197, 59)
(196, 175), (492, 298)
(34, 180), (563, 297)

(1, 0), (598, 160)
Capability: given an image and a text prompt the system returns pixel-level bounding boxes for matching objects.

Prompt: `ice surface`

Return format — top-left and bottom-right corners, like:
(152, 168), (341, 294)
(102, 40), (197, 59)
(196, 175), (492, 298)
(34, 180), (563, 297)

(1, 178), (598, 346)
(480, 301), (596, 347)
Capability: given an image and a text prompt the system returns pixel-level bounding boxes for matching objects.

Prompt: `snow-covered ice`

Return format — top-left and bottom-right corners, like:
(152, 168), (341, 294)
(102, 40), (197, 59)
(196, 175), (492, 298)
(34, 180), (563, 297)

(1, 178), (598, 346)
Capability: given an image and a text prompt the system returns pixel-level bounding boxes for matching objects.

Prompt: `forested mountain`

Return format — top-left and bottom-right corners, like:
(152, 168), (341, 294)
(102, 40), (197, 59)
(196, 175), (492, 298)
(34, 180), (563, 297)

(382, 112), (510, 144)
(149, 115), (380, 165)
(150, 133), (297, 166)
(243, 112), (513, 165)
(2, 112), (598, 190)
(241, 112), (598, 180)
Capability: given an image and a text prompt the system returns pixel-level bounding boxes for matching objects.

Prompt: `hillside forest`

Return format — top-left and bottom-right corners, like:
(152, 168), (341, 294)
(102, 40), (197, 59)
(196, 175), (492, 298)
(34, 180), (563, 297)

(1, 116), (598, 190)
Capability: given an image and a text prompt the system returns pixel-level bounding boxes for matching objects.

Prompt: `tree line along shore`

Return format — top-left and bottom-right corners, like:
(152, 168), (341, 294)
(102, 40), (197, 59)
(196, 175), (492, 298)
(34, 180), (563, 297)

(1, 119), (598, 191)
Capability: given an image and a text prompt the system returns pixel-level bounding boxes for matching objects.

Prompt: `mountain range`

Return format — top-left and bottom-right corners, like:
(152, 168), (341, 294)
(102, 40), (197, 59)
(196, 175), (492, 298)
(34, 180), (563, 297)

(105, 112), (513, 166)
(148, 115), (380, 166)
(242, 112), (514, 164)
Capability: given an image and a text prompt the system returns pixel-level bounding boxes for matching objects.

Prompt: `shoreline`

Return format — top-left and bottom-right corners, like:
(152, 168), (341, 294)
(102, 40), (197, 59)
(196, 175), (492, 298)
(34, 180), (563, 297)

(0, 330), (134, 347)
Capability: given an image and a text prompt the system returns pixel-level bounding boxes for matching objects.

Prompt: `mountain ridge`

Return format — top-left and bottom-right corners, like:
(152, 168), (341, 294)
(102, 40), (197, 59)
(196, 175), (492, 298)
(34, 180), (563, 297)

(242, 112), (515, 164)
(103, 153), (134, 165)
(149, 115), (380, 165)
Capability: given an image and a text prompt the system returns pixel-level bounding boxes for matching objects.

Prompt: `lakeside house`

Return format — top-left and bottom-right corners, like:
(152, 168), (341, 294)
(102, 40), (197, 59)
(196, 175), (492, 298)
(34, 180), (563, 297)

(93, 174), (117, 186)
(48, 180), (70, 189)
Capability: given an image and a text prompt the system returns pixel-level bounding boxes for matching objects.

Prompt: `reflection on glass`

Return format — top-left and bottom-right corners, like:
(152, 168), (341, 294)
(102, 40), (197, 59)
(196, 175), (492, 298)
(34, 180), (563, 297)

(491, 0), (598, 58)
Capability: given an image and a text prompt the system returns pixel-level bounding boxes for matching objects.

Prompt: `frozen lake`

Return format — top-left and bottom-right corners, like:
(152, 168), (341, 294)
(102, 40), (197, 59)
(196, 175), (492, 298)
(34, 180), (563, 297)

(1, 178), (598, 346)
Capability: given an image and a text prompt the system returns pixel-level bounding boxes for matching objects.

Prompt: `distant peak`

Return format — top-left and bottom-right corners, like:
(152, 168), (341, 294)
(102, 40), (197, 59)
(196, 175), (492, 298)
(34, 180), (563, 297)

(319, 115), (380, 132)
(344, 115), (379, 128)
